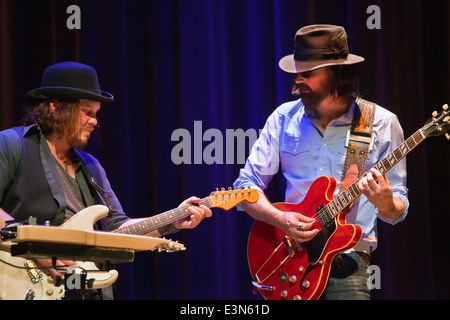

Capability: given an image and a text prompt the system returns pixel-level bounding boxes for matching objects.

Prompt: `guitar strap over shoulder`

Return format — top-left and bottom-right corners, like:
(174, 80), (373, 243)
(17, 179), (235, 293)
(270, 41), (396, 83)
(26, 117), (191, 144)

(339, 97), (376, 199)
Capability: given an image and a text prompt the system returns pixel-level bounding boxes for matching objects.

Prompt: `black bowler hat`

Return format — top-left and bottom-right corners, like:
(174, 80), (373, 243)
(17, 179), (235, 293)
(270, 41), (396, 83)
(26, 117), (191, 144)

(279, 24), (364, 73)
(26, 61), (114, 103)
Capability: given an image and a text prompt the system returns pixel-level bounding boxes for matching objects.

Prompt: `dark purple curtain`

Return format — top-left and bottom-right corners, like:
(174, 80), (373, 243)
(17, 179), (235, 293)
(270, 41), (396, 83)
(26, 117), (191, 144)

(1, 0), (449, 300)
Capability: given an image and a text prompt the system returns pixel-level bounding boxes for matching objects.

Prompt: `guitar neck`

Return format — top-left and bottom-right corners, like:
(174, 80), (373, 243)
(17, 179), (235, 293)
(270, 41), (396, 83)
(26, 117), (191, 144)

(325, 129), (425, 219)
(110, 187), (258, 236)
(112, 197), (213, 236)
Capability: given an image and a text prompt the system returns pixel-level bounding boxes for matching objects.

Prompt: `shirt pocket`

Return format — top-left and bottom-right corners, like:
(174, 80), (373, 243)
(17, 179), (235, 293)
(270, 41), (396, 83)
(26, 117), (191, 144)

(279, 139), (314, 175)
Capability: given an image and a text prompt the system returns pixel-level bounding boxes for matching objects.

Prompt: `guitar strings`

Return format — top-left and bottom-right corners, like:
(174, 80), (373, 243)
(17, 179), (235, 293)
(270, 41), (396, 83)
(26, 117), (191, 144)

(113, 197), (213, 235)
(115, 190), (254, 235)
(305, 129), (425, 229)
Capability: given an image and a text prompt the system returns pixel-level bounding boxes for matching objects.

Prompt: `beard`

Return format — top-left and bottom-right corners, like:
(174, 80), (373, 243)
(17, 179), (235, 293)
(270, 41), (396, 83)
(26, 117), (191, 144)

(67, 125), (94, 149)
(292, 83), (330, 117)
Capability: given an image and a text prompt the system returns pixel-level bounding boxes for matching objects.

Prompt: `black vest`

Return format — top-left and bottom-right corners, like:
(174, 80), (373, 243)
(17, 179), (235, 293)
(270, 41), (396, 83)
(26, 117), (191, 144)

(2, 127), (60, 224)
(2, 127), (104, 227)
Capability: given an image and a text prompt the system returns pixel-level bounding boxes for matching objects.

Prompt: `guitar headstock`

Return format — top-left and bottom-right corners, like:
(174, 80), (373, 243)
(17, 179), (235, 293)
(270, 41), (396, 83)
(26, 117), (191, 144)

(422, 104), (450, 139)
(209, 187), (259, 211)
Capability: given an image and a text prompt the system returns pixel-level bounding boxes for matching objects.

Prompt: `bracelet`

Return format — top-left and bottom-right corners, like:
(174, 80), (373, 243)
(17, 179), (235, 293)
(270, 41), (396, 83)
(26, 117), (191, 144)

(157, 223), (180, 236)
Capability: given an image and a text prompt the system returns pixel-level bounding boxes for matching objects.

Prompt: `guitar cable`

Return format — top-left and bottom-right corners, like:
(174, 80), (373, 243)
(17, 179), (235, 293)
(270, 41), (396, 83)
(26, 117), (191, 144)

(0, 258), (87, 272)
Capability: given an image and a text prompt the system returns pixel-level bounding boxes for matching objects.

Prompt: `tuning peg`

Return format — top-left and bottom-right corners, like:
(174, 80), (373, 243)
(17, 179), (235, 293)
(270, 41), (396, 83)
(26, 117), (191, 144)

(443, 104), (448, 110)
(432, 111), (438, 117)
(445, 133), (450, 140)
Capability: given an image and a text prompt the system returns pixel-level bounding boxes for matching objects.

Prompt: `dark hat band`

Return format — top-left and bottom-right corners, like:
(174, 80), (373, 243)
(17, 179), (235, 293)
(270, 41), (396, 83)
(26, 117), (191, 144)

(293, 45), (349, 61)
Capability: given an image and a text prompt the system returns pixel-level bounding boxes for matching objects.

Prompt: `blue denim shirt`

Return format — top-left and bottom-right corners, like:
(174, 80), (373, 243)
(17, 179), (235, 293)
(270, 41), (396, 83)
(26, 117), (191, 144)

(0, 124), (129, 230)
(234, 99), (409, 250)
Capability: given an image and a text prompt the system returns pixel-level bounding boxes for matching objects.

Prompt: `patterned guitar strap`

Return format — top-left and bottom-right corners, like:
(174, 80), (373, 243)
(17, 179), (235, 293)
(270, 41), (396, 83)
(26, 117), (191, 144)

(339, 97), (376, 210)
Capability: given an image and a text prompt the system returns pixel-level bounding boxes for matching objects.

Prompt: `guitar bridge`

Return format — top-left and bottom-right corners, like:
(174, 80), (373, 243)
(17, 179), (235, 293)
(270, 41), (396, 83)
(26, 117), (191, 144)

(282, 236), (294, 256)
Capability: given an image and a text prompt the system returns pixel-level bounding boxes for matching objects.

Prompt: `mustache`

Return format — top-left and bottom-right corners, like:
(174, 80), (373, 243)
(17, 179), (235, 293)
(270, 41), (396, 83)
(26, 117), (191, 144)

(292, 83), (312, 96)
(82, 124), (98, 132)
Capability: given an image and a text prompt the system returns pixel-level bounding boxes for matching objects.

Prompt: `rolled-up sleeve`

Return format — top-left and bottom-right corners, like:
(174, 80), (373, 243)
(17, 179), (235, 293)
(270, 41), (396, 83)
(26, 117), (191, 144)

(375, 113), (409, 225)
(233, 110), (281, 192)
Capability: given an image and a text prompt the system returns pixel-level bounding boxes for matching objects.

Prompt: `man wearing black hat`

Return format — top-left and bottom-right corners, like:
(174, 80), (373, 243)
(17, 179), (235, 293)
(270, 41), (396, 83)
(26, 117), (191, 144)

(0, 62), (212, 299)
(234, 25), (409, 299)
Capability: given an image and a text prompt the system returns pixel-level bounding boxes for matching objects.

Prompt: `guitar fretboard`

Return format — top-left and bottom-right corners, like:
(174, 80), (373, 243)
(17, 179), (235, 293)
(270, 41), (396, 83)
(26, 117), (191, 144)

(317, 129), (425, 226)
(111, 197), (213, 236)
(110, 187), (256, 236)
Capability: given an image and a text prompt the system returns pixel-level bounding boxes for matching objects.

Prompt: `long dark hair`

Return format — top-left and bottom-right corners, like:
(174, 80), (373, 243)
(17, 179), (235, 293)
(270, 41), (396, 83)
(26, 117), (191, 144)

(23, 98), (80, 139)
(329, 64), (360, 105)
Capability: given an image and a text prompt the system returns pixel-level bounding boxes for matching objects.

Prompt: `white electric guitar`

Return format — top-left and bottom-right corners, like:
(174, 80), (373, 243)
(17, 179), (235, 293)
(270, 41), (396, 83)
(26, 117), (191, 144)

(0, 187), (258, 300)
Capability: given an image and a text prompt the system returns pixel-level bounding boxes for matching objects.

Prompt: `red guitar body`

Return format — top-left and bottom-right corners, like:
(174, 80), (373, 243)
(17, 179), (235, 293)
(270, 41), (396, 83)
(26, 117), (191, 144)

(247, 176), (362, 300)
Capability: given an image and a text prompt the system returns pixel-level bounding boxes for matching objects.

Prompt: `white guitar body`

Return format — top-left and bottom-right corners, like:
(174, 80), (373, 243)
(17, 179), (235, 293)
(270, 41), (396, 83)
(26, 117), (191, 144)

(0, 250), (65, 300)
(0, 205), (118, 300)
(0, 187), (260, 300)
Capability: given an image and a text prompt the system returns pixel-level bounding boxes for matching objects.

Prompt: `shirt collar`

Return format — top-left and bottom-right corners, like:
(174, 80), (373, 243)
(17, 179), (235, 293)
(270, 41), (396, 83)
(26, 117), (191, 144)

(22, 124), (42, 137)
(330, 102), (356, 127)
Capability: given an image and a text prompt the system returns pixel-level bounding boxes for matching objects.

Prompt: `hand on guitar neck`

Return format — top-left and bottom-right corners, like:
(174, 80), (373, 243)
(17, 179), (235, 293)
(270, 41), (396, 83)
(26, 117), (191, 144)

(172, 196), (213, 230)
(358, 168), (406, 223)
(117, 196), (213, 237)
(240, 191), (319, 243)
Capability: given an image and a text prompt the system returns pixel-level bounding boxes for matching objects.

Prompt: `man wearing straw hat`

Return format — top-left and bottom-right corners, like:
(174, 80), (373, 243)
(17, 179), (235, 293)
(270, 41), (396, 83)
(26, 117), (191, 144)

(235, 25), (409, 300)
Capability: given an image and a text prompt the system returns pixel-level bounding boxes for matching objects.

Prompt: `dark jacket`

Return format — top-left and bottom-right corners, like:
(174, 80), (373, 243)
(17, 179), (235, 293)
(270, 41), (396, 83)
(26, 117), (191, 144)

(0, 125), (129, 230)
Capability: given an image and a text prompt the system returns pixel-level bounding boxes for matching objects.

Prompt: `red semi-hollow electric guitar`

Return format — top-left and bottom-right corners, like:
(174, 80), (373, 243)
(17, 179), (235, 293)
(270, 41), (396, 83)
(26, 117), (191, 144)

(247, 105), (450, 300)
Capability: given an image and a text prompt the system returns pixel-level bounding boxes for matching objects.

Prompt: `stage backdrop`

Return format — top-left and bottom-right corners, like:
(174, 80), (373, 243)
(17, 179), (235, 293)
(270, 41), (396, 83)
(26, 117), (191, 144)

(1, 0), (449, 299)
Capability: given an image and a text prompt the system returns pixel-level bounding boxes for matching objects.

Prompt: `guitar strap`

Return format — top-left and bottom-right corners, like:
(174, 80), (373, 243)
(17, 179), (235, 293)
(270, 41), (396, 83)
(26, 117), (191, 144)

(339, 98), (376, 206)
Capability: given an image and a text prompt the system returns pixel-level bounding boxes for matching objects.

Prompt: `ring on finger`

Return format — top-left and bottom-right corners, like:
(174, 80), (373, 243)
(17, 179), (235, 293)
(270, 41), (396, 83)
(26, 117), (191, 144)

(296, 223), (306, 231)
